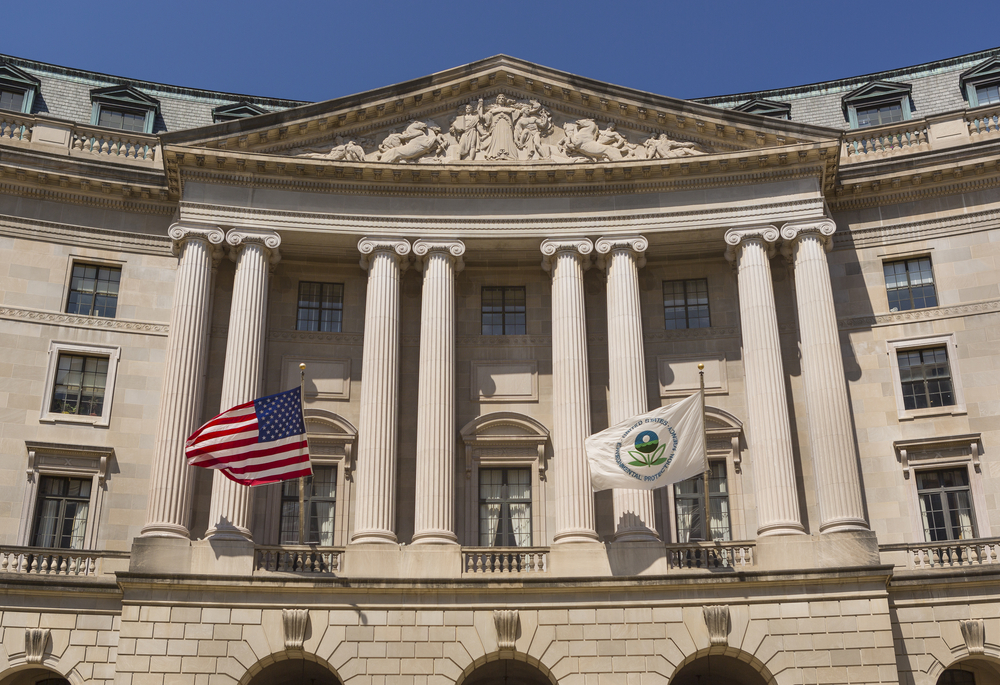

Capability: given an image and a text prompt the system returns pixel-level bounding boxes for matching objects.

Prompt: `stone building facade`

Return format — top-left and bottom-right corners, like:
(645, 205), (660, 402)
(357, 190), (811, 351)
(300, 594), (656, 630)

(1, 48), (1000, 685)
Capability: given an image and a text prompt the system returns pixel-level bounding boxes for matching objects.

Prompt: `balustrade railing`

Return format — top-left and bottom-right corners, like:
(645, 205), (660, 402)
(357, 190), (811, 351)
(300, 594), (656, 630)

(462, 547), (548, 574)
(0, 546), (127, 577)
(0, 112), (31, 143)
(0, 115), (160, 166)
(71, 124), (158, 162)
(665, 541), (755, 570)
(843, 122), (929, 161)
(882, 538), (1000, 570)
(966, 105), (1000, 140)
(254, 545), (343, 574)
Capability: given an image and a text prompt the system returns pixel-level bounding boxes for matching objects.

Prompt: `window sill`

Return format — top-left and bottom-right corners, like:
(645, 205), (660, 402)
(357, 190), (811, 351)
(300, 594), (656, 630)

(898, 406), (966, 422)
(39, 414), (110, 428)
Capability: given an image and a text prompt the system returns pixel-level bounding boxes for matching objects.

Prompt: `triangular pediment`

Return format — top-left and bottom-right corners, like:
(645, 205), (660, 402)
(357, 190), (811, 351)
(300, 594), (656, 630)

(162, 55), (841, 166)
(0, 62), (40, 89)
(212, 101), (268, 122)
(960, 56), (1000, 87)
(91, 84), (160, 112)
(732, 98), (791, 119)
(842, 80), (912, 106)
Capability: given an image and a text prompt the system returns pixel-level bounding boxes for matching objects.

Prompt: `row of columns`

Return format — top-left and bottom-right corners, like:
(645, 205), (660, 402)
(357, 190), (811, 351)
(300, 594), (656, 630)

(141, 220), (867, 544)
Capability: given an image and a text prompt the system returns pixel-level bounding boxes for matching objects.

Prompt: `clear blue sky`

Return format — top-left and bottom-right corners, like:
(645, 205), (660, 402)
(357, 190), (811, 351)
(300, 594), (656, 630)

(8, 0), (996, 103)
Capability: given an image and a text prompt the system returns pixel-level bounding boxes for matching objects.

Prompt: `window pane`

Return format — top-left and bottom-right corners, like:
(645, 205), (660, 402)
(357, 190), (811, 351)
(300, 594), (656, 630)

(976, 84), (1000, 106)
(50, 353), (109, 416)
(481, 286), (526, 335)
(898, 347), (953, 411)
(674, 461), (728, 541)
(66, 264), (120, 318)
(296, 281), (343, 332)
(99, 108), (146, 132)
(663, 279), (710, 330)
(884, 258), (936, 312)
(478, 468), (532, 547)
(0, 89), (25, 112)
(917, 468), (976, 542)
(280, 466), (337, 544)
(32, 476), (91, 549)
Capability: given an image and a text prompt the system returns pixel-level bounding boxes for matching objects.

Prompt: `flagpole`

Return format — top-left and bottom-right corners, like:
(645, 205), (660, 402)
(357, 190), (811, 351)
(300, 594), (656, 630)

(298, 363), (307, 545)
(698, 363), (711, 543)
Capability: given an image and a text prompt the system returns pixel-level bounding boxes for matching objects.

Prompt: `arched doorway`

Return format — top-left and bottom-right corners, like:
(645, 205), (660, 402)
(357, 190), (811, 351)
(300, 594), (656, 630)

(671, 654), (771, 685)
(461, 659), (553, 685)
(0, 668), (70, 685)
(243, 658), (341, 685)
(937, 658), (1000, 684)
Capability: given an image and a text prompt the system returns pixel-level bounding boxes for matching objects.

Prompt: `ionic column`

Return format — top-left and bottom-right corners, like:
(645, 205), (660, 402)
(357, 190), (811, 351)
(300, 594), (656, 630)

(351, 237), (411, 544)
(724, 227), (805, 537)
(596, 236), (659, 542)
(781, 220), (868, 533)
(541, 239), (599, 543)
(205, 229), (281, 540)
(142, 224), (224, 538)
(411, 239), (465, 545)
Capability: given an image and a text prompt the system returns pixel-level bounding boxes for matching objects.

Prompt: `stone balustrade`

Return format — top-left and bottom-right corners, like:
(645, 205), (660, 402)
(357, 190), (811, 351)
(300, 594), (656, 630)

(665, 541), (755, 570)
(0, 113), (161, 166)
(881, 539), (1000, 570)
(71, 123), (159, 162)
(254, 545), (344, 574)
(966, 104), (1000, 139)
(0, 546), (129, 578)
(462, 547), (549, 574)
(0, 112), (31, 143)
(842, 121), (929, 161)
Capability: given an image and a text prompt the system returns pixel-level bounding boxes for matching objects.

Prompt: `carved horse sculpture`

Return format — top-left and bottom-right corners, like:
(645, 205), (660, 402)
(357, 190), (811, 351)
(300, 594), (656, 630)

(378, 121), (447, 163)
(561, 119), (625, 162)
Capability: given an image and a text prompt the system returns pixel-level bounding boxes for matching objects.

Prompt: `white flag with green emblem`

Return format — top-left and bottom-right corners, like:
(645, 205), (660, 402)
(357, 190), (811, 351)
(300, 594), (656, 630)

(586, 390), (706, 492)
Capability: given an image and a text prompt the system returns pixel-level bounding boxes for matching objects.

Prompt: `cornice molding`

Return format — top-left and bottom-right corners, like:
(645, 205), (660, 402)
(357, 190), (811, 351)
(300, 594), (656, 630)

(0, 305), (169, 336)
(833, 206), (1000, 250)
(0, 213), (172, 255)
(837, 297), (1000, 331)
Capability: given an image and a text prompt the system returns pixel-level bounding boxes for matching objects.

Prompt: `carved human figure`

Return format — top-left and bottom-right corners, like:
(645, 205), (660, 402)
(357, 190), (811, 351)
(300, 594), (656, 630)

(561, 119), (624, 161)
(450, 101), (485, 160)
(307, 136), (366, 162)
(480, 95), (521, 161)
(596, 122), (636, 157)
(514, 100), (552, 160)
(379, 121), (447, 163)
(645, 133), (704, 158)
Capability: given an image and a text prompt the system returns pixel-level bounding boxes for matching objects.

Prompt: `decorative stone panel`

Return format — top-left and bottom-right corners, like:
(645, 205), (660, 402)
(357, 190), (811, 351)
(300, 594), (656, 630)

(960, 618), (985, 655)
(282, 608), (309, 650)
(494, 609), (519, 650)
(25, 628), (49, 664)
(703, 605), (729, 646)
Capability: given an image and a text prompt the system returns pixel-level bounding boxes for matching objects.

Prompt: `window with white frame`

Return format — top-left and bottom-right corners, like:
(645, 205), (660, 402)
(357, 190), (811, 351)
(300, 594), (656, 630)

(886, 335), (965, 420)
(915, 468), (976, 542)
(40, 342), (120, 427)
(279, 465), (337, 545)
(19, 442), (112, 550)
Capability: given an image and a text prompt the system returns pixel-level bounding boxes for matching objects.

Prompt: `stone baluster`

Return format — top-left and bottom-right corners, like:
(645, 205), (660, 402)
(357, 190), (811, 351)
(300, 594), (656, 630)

(205, 229), (281, 540)
(351, 238), (411, 544)
(724, 227), (805, 537)
(411, 239), (465, 545)
(596, 236), (659, 542)
(541, 239), (600, 543)
(142, 224), (224, 538)
(781, 220), (868, 533)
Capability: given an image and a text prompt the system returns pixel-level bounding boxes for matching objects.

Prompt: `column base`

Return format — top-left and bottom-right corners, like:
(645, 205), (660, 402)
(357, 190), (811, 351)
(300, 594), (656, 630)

(204, 524), (251, 541)
(553, 528), (601, 544)
(411, 529), (459, 545)
(350, 529), (398, 544)
(139, 522), (191, 539)
(819, 517), (870, 534)
(755, 530), (881, 571)
(757, 521), (807, 537)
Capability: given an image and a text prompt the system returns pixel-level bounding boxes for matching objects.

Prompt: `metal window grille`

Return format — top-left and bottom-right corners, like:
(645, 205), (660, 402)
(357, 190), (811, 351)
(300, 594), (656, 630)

(916, 468), (976, 542)
(66, 263), (120, 318)
(897, 347), (954, 411)
(663, 279), (710, 330)
(296, 282), (344, 332)
(279, 465), (337, 545)
(883, 257), (937, 312)
(481, 286), (526, 335)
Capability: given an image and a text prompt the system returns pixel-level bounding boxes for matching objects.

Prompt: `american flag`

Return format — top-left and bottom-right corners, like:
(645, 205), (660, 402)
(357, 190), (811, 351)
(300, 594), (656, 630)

(186, 387), (312, 486)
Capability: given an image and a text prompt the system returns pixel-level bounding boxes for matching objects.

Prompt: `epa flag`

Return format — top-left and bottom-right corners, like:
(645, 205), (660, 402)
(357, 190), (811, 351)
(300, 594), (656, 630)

(186, 387), (312, 486)
(586, 390), (705, 492)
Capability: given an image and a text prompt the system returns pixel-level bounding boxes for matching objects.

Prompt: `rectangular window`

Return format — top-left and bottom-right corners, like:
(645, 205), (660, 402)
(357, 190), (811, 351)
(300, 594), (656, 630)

(916, 468), (976, 542)
(31, 476), (92, 549)
(97, 108), (146, 132)
(479, 467), (532, 547)
(49, 354), (109, 418)
(674, 460), (731, 542)
(897, 347), (954, 411)
(481, 286), (526, 335)
(976, 83), (1000, 106)
(296, 282), (344, 333)
(856, 102), (904, 128)
(279, 465), (337, 545)
(884, 257), (936, 312)
(66, 263), (120, 318)
(0, 88), (25, 112)
(663, 279), (710, 330)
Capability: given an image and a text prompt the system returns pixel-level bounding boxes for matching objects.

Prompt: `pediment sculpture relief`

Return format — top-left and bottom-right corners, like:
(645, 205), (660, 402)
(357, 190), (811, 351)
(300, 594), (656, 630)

(292, 94), (711, 164)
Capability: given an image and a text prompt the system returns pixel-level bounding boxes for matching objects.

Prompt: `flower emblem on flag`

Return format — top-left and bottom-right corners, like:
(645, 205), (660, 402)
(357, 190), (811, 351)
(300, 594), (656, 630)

(628, 429), (667, 467)
(614, 418), (678, 481)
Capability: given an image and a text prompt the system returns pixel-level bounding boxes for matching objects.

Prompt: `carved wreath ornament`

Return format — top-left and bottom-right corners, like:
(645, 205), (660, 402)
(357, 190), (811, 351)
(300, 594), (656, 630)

(299, 94), (710, 165)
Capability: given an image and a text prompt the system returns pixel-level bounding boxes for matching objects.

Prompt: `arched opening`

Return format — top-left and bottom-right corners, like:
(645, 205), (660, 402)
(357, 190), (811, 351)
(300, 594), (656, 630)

(461, 659), (553, 685)
(671, 653), (771, 685)
(937, 657), (1000, 684)
(243, 657), (342, 685)
(0, 668), (70, 685)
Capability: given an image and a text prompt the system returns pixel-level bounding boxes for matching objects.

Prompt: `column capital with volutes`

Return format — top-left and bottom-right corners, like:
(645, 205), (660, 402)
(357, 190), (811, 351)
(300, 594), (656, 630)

(780, 219), (837, 255)
(595, 235), (647, 270)
(169, 223), (225, 255)
(358, 237), (412, 270)
(226, 228), (282, 268)
(413, 239), (466, 272)
(540, 238), (593, 272)
(724, 225), (779, 264)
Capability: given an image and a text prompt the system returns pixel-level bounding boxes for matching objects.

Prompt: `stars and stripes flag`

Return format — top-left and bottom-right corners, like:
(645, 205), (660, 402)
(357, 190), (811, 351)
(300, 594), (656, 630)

(186, 387), (312, 486)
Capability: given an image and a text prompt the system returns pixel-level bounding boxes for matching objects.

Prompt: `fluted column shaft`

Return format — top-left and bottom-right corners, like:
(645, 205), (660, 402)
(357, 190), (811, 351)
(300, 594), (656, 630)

(725, 227), (805, 537)
(142, 225), (224, 538)
(412, 240), (465, 545)
(206, 229), (281, 540)
(597, 236), (658, 542)
(542, 239), (599, 543)
(352, 238), (411, 544)
(782, 221), (868, 533)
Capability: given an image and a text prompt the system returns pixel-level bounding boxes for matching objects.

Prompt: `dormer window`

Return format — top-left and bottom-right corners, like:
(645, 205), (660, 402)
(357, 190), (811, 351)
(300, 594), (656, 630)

(89, 85), (159, 134)
(0, 62), (40, 114)
(212, 101), (268, 123)
(732, 98), (791, 120)
(960, 56), (1000, 108)
(842, 80), (913, 129)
